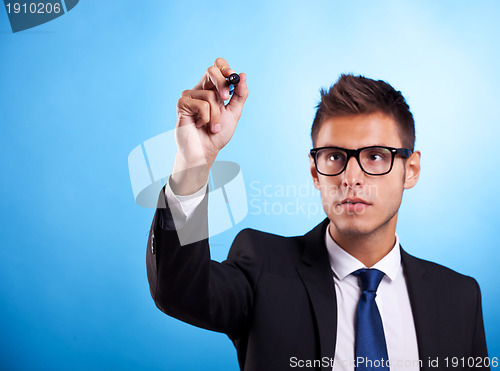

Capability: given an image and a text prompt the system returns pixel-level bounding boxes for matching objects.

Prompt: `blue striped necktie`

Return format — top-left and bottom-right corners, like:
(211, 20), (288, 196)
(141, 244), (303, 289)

(352, 268), (390, 371)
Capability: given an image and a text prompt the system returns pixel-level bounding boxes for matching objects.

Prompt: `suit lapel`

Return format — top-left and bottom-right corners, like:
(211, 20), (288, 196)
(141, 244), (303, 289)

(296, 219), (337, 370)
(401, 248), (441, 371)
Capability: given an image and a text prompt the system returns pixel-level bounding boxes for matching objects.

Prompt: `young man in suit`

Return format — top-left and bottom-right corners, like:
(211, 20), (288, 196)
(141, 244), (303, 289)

(146, 58), (489, 370)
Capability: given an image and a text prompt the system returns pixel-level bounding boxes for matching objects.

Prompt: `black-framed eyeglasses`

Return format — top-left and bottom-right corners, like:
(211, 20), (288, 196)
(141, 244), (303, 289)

(310, 146), (413, 176)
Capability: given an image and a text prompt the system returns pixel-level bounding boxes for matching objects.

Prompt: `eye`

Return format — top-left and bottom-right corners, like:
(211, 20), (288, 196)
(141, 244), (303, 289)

(326, 151), (345, 162)
(364, 148), (390, 162)
(328, 153), (342, 161)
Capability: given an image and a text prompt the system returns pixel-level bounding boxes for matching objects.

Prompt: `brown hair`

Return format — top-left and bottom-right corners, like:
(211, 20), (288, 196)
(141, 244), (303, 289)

(311, 74), (415, 150)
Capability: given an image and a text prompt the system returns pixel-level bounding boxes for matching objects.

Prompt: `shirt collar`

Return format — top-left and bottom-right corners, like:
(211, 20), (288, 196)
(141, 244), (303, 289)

(325, 227), (401, 282)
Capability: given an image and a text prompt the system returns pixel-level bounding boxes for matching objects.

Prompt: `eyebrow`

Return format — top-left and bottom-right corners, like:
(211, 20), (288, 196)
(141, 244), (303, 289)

(318, 143), (390, 148)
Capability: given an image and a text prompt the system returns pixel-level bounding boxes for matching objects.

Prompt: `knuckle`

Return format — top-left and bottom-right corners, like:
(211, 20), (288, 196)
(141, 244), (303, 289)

(201, 110), (210, 122)
(201, 100), (210, 111)
(207, 89), (217, 101)
(199, 112), (209, 122)
(181, 90), (191, 97)
(207, 65), (217, 75)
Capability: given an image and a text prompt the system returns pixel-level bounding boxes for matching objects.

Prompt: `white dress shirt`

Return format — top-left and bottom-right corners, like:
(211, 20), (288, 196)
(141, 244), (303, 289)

(163, 177), (208, 228)
(326, 231), (420, 371)
(164, 181), (421, 370)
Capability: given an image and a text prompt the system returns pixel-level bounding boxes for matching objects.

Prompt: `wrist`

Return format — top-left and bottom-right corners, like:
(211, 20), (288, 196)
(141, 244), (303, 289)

(170, 154), (213, 195)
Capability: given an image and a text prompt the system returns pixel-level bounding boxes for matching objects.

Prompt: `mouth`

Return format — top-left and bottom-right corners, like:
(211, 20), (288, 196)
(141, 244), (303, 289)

(338, 198), (371, 213)
(339, 198), (371, 205)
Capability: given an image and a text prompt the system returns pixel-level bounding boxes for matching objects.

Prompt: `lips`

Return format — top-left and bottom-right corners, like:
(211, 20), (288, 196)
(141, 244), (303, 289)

(339, 198), (371, 205)
(338, 198), (372, 213)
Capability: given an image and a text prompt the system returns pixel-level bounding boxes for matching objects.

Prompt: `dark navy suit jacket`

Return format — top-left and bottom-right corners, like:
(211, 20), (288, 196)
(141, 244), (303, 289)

(146, 187), (489, 370)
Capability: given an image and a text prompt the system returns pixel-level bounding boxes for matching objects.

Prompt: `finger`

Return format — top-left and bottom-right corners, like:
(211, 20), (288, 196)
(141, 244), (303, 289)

(181, 89), (222, 133)
(214, 57), (236, 78)
(193, 65), (231, 101)
(177, 97), (210, 128)
(227, 72), (249, 116)
(194, 58), (237, 101)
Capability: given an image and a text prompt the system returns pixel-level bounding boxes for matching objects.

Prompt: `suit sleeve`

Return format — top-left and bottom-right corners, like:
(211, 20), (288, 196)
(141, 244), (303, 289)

(471, 278), (489, 370)
(146, 186), (261, 340)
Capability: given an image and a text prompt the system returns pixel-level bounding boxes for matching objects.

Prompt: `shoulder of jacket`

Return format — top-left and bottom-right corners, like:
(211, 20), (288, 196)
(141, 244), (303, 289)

(404, 250), (479, 290)
(235, 227), (289, 241)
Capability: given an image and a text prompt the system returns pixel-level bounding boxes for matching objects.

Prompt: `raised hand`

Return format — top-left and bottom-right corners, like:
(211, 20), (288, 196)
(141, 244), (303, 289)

(171, 58), (249, 195)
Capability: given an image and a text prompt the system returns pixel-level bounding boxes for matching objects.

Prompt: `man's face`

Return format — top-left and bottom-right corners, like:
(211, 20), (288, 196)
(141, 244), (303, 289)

(310, 112), (420, 239)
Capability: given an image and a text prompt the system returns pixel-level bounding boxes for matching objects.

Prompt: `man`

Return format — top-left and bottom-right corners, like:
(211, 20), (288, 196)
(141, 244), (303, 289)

(146, 58), (489, 370)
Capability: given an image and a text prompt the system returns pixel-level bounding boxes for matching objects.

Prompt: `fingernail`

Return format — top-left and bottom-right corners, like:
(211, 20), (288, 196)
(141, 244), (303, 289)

(213, 123), (221, 133)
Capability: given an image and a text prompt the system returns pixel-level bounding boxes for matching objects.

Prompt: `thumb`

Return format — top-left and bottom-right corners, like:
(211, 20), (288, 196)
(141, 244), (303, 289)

(227, 73), (249, 115)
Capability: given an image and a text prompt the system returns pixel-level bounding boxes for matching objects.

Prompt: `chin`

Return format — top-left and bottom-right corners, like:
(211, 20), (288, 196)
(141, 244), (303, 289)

(329, 219), (376, 237)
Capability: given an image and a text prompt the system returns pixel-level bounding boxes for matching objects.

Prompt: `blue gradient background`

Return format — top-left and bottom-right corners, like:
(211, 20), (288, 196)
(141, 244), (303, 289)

(1, 1), (499, 370)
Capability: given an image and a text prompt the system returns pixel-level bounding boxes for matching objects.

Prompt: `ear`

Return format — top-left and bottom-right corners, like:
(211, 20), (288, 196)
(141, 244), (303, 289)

(309, 153), (321, 190)
(403, 150), (421, 189)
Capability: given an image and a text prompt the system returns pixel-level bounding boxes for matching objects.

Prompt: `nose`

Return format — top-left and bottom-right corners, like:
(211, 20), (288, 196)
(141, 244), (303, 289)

(341, 156), (365, 189)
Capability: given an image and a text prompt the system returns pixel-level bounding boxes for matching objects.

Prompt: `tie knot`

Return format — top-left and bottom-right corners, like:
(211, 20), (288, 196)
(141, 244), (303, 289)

(352, 268), (385, 292)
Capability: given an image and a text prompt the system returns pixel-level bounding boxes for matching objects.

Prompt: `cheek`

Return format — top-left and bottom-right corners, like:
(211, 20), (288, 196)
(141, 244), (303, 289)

(376, 167), (406, 197)
(360, 178), (405, 206)
(317, 177), (342, 201)
(375, 179), (404, 205)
